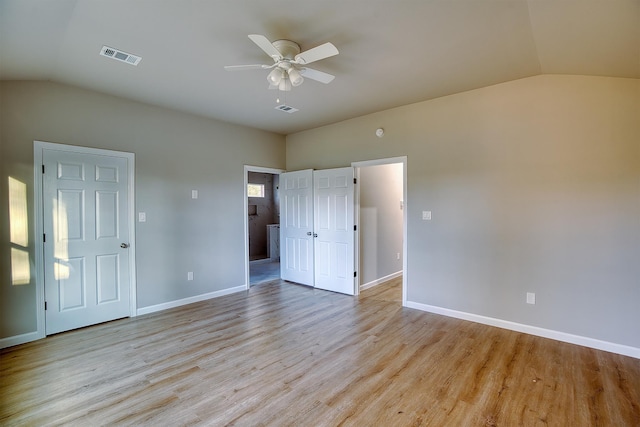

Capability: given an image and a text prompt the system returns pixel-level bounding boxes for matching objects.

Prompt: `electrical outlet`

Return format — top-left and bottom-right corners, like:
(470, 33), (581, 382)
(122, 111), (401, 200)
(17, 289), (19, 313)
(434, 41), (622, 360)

(187, 272), (194, 281)
(526, 292), (536, 305)
(138, 212), (146, 222)
(397, 252), (400, 260)
(191, 190), (198, 199)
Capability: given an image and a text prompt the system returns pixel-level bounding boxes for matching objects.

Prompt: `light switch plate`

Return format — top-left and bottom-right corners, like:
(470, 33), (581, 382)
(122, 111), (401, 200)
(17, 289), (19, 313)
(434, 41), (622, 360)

(422, 210), (432, 220)
(191, 190), (198, 199)
(138, 212), (146, 222)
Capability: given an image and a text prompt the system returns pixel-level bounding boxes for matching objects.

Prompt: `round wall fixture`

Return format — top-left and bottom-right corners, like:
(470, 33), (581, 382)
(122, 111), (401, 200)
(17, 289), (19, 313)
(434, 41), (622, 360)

(375, 128), (384, 138)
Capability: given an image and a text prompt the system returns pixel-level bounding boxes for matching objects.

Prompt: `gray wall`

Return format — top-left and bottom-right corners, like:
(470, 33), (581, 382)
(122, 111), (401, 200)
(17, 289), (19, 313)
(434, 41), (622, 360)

(287, 75), (640, 349)
(359, 163), (403, 285)
(0, 81), (285, 339)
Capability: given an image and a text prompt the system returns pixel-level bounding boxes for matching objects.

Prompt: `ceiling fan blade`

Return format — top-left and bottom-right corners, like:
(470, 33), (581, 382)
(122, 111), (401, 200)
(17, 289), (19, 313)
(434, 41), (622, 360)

(248, 34), (282, 61)
(224, 64), (273, 71)
(299, 67), (335, 84)
(294, 42), (339, 65)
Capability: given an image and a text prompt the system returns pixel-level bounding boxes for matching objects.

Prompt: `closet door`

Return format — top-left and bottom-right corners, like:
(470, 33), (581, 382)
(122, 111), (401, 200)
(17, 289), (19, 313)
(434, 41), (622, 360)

(279, 169), (314, 286)
(313, 168), (356, 295)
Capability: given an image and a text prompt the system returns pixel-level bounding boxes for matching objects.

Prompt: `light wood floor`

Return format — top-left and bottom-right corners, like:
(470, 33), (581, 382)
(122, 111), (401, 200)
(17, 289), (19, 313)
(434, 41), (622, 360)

(2, 278), (639, 426)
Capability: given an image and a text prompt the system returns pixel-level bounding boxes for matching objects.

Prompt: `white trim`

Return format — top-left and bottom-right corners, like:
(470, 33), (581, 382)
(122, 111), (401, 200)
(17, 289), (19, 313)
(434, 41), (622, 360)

(243, 165), (285, 290)
(137, 286), (246, 316)
(0, 331), (44, 350)
(405, 300), (640, 360)
(360, 270), (403, 291)
(352, 156), (408, 305)
(33, 141), (137, 338)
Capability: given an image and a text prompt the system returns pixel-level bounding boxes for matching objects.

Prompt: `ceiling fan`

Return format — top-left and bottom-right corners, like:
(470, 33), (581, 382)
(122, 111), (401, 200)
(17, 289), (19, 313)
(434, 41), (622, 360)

(224, 34), (339, 91)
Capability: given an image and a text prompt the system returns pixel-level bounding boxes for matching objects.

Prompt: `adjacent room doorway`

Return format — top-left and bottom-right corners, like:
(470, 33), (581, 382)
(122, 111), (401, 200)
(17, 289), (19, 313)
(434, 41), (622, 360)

(353, 157), (407, 304)
(244, 166), (284, 286)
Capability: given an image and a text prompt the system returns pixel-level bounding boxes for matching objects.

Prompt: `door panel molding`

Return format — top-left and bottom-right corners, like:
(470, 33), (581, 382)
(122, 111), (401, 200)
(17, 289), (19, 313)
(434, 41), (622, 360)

(313, 167), (356, 295)
(279, 169), (315, 286)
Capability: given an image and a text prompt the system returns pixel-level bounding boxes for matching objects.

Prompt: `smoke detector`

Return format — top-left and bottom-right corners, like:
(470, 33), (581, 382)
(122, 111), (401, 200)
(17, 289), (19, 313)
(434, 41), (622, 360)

(100, 46), (142, 66)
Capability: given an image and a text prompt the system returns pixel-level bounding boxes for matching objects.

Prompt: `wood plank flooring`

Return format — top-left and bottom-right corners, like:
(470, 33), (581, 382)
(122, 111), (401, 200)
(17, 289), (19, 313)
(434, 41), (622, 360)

(1, 278), (639, 426)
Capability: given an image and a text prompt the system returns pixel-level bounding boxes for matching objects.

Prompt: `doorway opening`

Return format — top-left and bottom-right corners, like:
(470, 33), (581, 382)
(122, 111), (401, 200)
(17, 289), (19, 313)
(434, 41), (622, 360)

(244, 166), (284, 287)
(353, 157), (407, 305)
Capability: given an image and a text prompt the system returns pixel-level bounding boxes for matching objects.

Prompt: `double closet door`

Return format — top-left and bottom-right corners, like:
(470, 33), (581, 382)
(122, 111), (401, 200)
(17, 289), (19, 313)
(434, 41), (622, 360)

(279, 168), (355, 295)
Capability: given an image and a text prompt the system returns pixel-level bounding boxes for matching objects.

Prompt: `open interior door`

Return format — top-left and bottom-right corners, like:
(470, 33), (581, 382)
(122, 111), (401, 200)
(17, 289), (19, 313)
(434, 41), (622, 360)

(313, 167), (356, 295)
(279, 169), (314, 286)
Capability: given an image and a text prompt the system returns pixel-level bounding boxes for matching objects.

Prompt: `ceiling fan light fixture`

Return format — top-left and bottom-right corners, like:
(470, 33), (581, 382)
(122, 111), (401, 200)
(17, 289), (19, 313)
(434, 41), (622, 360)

(278, 77), (292, 91)
(288, 68), (304, 87)
(267, 67), (284, 85)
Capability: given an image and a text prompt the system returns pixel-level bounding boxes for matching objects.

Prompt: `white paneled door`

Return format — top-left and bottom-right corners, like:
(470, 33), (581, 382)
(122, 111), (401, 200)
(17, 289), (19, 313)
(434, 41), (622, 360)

(280, 169), (315, 286)
(42, 148), (132, 335)
(313, 168), (356, 295)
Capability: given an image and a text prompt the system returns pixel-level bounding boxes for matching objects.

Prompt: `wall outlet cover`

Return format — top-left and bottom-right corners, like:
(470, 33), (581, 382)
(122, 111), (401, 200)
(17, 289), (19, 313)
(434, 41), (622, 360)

(526, 292), (536, 304)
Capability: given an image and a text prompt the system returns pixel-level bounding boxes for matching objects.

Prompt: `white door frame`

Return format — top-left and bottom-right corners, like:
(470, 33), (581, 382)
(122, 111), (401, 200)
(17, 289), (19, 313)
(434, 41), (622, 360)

(243, 165), (285, 289)
(352, 156), (408, 305)
(34, 141), (137, 337)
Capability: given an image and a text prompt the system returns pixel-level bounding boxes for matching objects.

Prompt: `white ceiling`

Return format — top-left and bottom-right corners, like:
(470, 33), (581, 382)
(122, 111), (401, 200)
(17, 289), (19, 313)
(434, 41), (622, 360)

(1, 0), (638, 135)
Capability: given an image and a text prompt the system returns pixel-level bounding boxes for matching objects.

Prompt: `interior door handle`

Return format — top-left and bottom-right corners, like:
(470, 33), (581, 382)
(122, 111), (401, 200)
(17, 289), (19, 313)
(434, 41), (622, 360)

(307, 232), (312, 236)
(120, 243), (130, 249)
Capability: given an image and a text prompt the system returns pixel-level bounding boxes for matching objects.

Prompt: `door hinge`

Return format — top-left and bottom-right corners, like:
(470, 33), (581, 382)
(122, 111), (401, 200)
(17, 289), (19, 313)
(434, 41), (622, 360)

(43, 233), (46, 243)
(353, 178), (357, 184)
(45, 301), (47, 311)
(354, 271), (357, 278)
(354, 225), (357, 231)
(42, 164), (45, 174)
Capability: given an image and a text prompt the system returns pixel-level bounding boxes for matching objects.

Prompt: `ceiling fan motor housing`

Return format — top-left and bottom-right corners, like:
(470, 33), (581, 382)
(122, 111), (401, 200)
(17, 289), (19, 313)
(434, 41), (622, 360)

(272, 40), (301, 60)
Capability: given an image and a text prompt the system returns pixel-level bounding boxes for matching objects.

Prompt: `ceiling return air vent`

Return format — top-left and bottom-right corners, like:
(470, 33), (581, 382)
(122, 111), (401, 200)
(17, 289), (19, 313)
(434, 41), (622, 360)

(100, 45), (142, 66)
(275, 104), (298, 113)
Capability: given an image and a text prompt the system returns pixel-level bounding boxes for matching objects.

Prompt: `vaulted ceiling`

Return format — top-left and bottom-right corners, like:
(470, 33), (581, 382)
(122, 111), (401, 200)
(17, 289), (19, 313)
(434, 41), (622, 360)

(1, 0), (638, 134)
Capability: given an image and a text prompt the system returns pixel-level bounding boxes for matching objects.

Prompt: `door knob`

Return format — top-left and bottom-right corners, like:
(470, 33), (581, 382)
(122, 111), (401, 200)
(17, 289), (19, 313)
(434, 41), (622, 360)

(120, 243), (130, 248)
(307, 232), (312, 236)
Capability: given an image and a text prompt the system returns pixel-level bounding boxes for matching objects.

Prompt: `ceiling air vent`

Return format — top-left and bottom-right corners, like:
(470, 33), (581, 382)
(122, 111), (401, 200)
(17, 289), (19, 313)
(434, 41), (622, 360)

(100, 45), (142, 66)
(275, 104), (298, 114)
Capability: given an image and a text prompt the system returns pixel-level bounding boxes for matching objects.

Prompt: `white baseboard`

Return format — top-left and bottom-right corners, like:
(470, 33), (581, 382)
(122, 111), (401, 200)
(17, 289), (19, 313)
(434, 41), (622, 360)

(405, 300), (640, 360)
(137, 286), (246, 316)
(360, 270), (403, 291)
(0, 330), (45, 350)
